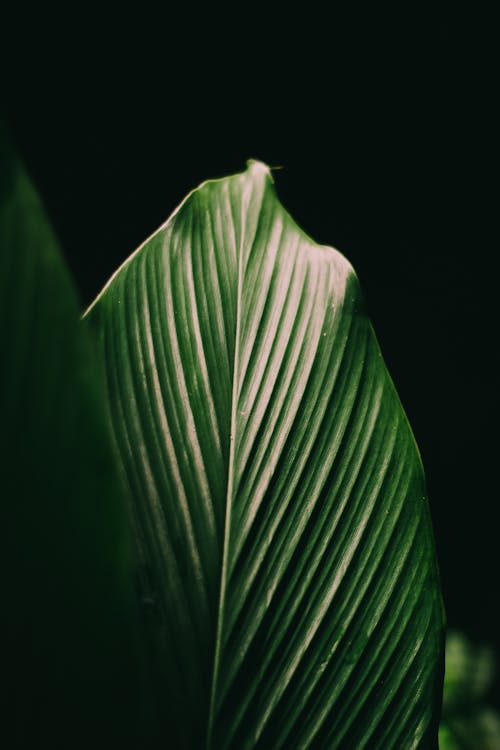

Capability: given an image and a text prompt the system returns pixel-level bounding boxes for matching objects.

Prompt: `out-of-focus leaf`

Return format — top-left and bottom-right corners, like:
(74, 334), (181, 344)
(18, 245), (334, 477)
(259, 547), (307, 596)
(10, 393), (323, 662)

(86, 160), (445, 748)
(0, 127), (148, 748)
(440, 631), (500, 750)
(443, 631), (495, 712)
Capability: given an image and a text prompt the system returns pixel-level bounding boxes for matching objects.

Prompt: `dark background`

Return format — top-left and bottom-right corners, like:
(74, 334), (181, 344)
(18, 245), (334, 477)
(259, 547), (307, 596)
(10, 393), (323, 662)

(3, 7), (498, 705)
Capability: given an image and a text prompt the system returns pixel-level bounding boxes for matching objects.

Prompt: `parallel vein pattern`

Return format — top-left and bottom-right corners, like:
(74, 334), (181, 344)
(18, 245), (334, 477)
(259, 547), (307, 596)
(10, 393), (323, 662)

(85, 161), (445, 749)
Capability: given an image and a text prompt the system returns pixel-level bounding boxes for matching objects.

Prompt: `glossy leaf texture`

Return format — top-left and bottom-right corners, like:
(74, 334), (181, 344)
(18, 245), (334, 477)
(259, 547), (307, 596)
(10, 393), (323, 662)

(0, 128), (149, 748)
(85, 160), (445, 749)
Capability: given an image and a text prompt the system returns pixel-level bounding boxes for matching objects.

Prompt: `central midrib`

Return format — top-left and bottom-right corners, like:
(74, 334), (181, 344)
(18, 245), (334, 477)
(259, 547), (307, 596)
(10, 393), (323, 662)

(206, 187), (247, 749)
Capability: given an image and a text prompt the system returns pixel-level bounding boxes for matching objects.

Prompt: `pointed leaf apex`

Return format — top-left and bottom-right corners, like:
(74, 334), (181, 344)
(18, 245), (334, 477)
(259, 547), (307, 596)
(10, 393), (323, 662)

(245, 159), (274, 182)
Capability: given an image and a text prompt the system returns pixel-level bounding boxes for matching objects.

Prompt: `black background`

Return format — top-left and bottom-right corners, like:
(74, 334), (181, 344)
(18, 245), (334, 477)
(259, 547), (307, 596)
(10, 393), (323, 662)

(3, 7), (499, 706)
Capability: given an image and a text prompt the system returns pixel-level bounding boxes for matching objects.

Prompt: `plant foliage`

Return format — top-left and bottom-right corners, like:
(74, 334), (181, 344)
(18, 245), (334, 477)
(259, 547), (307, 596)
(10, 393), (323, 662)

(440, 631), (500, 749)
(85, 161), (445, 748)
(0, 128), (146, 748)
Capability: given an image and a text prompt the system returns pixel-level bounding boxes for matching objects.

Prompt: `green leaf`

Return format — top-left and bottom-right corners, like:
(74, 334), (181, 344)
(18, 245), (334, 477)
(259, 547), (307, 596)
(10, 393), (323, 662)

(0, 128), (149, 747)
(85, 160), (445, 748)
(443, 631), (495, 713)
(439, 631), (500, 750)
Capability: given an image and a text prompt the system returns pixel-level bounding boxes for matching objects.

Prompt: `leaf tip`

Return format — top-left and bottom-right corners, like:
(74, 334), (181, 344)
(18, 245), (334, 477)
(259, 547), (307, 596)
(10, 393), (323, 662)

(245, 158), (275, 183)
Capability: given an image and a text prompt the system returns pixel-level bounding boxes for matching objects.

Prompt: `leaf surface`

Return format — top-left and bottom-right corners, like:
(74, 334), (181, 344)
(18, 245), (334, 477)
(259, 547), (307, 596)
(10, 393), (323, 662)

(439, 631), (500, 749)
(0, 128), (148, 748)
(85, 160), (445, 749)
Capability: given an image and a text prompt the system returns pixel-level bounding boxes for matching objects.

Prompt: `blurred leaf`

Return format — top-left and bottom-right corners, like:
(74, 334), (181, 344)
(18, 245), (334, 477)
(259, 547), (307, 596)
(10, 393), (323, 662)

(440, 631), (500, 750)
(0, 127), (148, 747)
(86, 160), (445, 748)
(443, 631), (495, 712)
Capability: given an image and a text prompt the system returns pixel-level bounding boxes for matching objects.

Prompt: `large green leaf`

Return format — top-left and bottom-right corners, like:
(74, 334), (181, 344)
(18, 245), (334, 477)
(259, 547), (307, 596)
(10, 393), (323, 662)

(0, 128), (152, 747)
(85, 160), (445, 748)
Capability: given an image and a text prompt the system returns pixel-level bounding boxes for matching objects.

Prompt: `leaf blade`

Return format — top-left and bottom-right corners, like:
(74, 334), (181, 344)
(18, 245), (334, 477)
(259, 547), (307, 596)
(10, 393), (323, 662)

(0, 127), (148, 747)
(86, 161), (445, 749)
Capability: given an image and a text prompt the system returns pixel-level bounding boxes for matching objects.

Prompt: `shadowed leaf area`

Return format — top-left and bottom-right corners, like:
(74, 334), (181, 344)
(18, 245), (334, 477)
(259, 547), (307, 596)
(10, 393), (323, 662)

(86, 161), (445, 748)
(0, 128), (152, 748)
